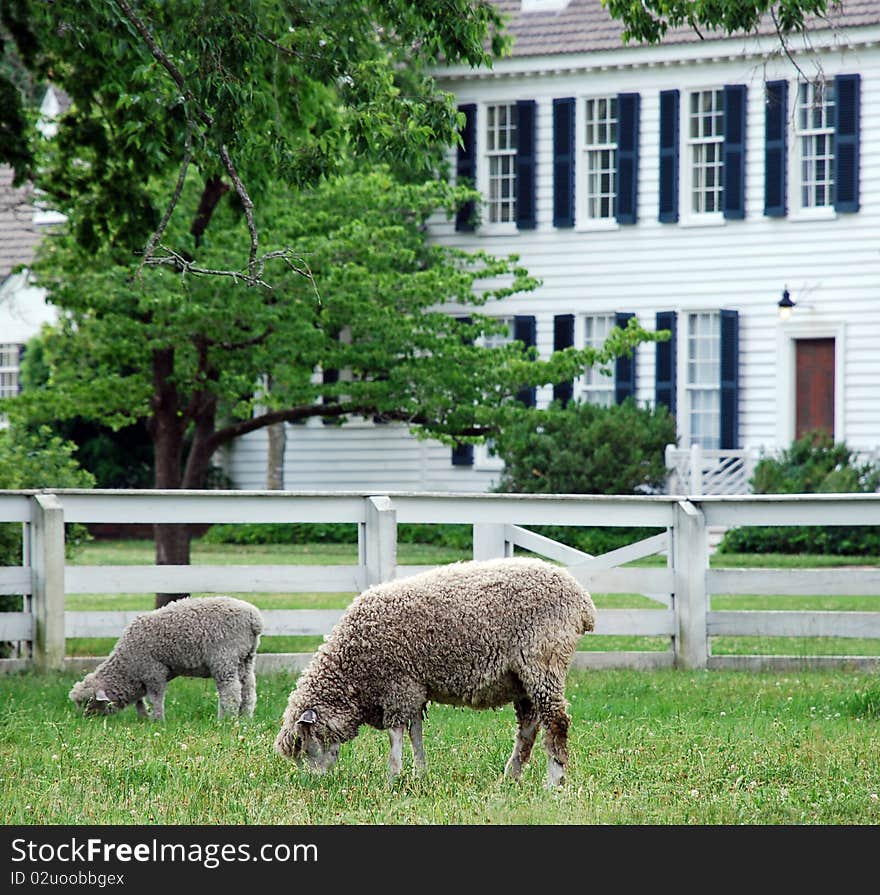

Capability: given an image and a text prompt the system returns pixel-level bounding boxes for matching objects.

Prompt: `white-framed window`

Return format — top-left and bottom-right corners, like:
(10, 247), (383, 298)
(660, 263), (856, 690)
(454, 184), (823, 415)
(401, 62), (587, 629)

(796, 80), (835, 209)
(583, 96), (617, 221)
(577, 314), (616, 406)
(688, 89), (725, 215)
(682, 311), (721, 449)
(485, 103), (518, 224)
(474, 318), (514, 469)
(0, 343), (21, 399)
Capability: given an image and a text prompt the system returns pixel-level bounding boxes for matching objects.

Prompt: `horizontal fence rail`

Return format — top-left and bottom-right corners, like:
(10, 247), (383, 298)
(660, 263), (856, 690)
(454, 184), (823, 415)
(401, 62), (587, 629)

(0, 489), (879, 674)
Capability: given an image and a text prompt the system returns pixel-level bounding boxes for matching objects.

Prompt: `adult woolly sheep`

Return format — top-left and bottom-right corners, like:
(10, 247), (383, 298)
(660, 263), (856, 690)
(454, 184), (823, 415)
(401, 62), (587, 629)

(274, 557), (595, 787)
(69, 596), (263, 720)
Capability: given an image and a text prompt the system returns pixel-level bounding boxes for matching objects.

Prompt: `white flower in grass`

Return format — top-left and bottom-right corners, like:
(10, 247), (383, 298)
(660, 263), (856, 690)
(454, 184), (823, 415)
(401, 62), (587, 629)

(689, 789), (699, 798)
(180, 743), (188, 751)
(870, 793), (878, 802)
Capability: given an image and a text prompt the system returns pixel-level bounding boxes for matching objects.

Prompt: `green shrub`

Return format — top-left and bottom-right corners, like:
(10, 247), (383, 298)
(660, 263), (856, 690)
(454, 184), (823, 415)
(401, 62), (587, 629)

(718, 430), (880, 555)
(0, 425), (94, 654)
(492, 398), (676, 496)
(487, 399), (676, 552)
(201, 521), (473, 549)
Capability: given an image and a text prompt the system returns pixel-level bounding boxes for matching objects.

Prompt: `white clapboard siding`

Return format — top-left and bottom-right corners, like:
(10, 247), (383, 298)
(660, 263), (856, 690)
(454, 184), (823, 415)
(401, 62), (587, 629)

(707, 610), (880, 638)
(224, 35), (880, 493)
(64, 565), (364, 595)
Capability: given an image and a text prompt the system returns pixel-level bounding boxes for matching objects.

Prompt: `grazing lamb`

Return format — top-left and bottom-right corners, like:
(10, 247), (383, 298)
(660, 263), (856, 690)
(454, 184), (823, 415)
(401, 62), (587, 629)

(274, 557), (595, 787)
(69, 596), (263, 720)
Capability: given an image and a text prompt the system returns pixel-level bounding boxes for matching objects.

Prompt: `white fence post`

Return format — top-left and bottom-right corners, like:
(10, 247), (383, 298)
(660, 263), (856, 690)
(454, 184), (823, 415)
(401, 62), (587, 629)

(672, 499), (709, 669)
(31, 493), (66, 671)
(472, 524), (510, 561)
(364, 496), (397, 586)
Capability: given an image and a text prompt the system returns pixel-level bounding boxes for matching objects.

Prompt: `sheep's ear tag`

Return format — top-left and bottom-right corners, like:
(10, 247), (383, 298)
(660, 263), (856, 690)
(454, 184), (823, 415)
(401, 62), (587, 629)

(298, 709), (317, 725)
(95, 689), (111, 703)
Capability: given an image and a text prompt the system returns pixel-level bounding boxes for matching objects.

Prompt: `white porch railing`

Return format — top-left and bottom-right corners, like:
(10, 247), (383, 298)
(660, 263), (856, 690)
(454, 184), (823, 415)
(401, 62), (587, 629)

(665, 444), (756, 495)
(1, 489), (880, 674)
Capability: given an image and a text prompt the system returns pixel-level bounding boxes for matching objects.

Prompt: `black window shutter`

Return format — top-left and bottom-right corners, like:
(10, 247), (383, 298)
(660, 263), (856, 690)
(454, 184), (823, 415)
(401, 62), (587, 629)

(719, 309), (739, 449)
(723, 85), (746, 220)
(658, 90), (679, 223)
(764, 80), (788, 217)
(654, 311), (677, 415)
(834, 73), (860, 213)
(451, 315), (474, 466)
(514, 315), (537, 406)
(552, 97), (576, 228)
(16, 342), (25, 394)
(455, 104), (477, 231)
(552, 313), (575, 406)
(614, 312), (636, 404)
(616, 93), (640, 224)
(516, 100), (537, 230)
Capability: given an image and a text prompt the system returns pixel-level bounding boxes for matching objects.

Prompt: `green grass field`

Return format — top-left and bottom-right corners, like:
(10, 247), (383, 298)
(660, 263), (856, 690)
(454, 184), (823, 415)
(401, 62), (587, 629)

(3, 537), (879, 825)
(1, 668), (878, 824)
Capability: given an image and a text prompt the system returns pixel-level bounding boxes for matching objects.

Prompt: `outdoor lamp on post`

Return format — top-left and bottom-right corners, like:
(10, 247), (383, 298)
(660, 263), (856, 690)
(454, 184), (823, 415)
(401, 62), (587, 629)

(778, 287), (796, 321)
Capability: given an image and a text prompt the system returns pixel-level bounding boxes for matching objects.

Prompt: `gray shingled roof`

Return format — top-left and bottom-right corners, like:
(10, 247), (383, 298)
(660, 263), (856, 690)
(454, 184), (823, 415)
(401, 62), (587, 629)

(0, 166), (41, 282)
(491, 0), (880, 58)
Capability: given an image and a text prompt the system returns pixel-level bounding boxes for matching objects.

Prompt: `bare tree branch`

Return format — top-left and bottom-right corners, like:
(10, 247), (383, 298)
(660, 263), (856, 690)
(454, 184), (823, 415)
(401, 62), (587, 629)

(137, 112), (192, 277)
(112, 0), (266, 285)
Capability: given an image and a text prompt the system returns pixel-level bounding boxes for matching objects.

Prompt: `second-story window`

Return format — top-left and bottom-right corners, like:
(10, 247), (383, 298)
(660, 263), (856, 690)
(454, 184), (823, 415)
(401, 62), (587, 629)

(486, 103), (518, 224)
(584, 97), (617, 220)
(688, 89), (725, 214)
(797, 80), (835, 209)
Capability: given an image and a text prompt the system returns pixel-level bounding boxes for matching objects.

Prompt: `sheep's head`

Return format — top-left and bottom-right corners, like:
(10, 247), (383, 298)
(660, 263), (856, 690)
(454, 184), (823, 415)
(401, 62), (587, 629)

(69, 675), (119, 716)
(274, 708), (342, 774)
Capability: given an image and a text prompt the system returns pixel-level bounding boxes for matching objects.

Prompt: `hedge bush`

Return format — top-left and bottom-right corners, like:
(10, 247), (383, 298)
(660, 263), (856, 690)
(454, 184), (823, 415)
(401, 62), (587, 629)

(718, 430), (880, 555)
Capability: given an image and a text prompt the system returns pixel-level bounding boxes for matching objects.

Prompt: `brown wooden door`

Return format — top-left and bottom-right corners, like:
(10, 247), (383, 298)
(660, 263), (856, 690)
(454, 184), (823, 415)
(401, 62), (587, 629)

(795, 338), (835, 439)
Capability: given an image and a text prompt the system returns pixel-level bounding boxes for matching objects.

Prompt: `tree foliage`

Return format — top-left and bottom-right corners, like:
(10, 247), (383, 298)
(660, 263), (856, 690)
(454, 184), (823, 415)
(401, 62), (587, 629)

(493, 398), (676, 496)
(604, 0), (834, 44)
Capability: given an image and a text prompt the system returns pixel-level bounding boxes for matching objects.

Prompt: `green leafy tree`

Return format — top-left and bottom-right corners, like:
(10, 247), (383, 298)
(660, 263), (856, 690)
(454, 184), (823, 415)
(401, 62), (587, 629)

(5, 168), (658, 603)
(0, 1), (664, 606)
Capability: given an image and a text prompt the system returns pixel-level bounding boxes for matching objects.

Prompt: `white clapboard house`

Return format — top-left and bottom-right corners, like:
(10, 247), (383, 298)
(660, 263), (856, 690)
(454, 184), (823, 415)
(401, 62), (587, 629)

(226, 0), (880, 492)
(3, 8), (879, 492)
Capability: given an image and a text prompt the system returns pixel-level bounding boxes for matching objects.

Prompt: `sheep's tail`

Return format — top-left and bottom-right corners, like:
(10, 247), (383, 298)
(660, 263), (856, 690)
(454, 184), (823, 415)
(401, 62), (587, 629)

(578, 586), (597, 635)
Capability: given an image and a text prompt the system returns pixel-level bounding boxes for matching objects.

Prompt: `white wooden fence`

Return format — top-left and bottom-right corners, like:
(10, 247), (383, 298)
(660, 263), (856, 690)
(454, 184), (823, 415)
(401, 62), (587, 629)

(1, 489), (879, 674)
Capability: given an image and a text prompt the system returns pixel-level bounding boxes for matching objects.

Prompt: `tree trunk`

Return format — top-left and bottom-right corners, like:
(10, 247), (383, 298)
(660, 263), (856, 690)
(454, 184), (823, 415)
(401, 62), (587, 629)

(267, 422), (286, 489)
(151, 348), (190, 608)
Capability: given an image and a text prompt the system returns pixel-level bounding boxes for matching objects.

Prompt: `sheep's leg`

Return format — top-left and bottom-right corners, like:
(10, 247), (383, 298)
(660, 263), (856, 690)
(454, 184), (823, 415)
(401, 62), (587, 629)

(388, 725), (405, 781)
(518, 665), (571, 788)
(408, 714), (427, 773)
(536, 692), (570, 788)
(213, 668), (242, 720)
(135, 698), (149, 718)
(146, 686), (166, 721)
(238, 655), (257, 717)
(504, 697), (539, 781)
